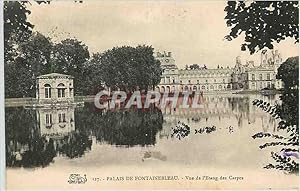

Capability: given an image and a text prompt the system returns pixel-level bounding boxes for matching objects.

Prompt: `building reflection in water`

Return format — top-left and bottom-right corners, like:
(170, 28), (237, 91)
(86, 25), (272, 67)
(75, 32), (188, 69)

(6, 95), (278, 168)
(159, 94), (278, 138)
(6, 106), (92, 168)
(6, 104), (164, 168)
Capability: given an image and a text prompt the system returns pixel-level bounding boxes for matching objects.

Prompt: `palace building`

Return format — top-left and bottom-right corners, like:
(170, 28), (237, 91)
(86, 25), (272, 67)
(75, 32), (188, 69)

(155, 50), (283, 93)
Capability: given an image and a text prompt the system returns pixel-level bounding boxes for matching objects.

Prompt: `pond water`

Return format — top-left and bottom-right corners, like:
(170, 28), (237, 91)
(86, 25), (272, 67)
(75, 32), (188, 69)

(5, 94), (298, 189)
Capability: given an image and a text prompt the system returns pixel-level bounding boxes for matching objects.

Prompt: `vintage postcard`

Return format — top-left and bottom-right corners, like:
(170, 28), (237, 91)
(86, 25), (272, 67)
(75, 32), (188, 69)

(2, 0), (299, 190)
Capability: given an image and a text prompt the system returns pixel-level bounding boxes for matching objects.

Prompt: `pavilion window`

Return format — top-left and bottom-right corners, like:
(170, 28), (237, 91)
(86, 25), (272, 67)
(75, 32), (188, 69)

(44, 84), (51, 98)
(57, 83), (66, 98)
(69, 88), (73, 97)
(59, 113), (66, 123)
(46, 114), (52, 125)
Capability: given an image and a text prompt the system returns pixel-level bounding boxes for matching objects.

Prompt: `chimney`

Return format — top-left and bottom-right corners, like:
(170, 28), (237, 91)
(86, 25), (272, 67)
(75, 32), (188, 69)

(168, 52), (172, 57)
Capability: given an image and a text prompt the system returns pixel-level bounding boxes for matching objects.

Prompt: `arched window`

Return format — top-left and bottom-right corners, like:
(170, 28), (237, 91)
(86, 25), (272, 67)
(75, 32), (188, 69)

(155, 86), (160, 92)
(44, 84), (51, 98)
(57, 83), (66, 98)
(166, 86), (170, 93)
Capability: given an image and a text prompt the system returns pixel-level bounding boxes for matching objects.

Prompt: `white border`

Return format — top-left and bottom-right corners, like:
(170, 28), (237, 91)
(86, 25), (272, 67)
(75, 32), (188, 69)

(0, 0), (5, 190)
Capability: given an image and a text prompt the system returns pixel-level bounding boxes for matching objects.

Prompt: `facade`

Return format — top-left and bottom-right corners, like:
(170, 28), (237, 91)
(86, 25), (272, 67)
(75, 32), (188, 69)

(36, 73), (74, 103)
(156, 50), (283, 92)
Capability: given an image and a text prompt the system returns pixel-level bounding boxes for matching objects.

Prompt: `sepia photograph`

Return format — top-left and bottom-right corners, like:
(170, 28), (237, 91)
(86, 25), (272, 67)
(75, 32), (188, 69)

(2, 0), (299, 190)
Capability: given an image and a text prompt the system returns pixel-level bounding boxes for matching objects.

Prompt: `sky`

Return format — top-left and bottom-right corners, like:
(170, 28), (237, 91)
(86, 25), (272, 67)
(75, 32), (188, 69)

(27, 1), (299, 69)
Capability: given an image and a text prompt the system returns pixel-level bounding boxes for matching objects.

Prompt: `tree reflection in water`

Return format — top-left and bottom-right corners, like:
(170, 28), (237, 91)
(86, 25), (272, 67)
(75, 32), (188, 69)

(6, 104), (164, 168)
(5, 106), (92, 167)
(76, 103), (164, 147)
(57, 130), (92, 159)
(5, 107), (56, 168)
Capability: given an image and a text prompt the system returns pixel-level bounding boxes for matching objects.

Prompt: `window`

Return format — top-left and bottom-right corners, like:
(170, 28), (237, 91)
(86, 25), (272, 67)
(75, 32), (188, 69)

(223, 79), (225, 83)
(59, 113), (66, 123)
(251, 74), (255, 81)
(188, 80), (191, 84)
(44, 84), (51, 98)
(172, 79), (175, 83)
(69, 88), (73, 97)
(167, 77), (170, 83)
(205, 80), (208, 83)
(214, 79), (216, 83)
(46, 114), (52, 125)
(259, 74), (262, 80)
(197, 80), (199, 84)
(180, 80), (182, 84)
(202, 85), (206, 90)
(57, 83), (66, 98)
(267, 73), (270, 80)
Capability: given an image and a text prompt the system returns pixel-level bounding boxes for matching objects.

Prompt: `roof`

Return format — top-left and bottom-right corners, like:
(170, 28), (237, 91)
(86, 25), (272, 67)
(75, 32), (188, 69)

(179, 68), (233, 75)
(37, 73), (74, 79)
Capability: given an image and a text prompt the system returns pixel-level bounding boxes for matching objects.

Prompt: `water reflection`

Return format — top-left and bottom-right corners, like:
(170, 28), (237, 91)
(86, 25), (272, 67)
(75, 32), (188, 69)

(6, 104), (163, 167)
(76, 104), (164, 146)
(6, 106), (91, 167)
(159, 94), (278, 138)
(6, 94), (278, 168)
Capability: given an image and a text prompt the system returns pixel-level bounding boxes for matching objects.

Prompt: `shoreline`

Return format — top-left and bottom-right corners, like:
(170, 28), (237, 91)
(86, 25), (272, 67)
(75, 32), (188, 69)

(5, 90), (280, 107)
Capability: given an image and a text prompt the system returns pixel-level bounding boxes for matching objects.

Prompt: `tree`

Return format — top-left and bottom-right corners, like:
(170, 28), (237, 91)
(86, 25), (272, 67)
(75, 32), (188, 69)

(19, 32), (53, 76)
(252, 57), (299, 173)
(5, 32), (53, 98)
(277, 57), (299, 90)
(51, 38), (90, 94)
(94, 45), (162, 92)
(224, 1), (299, 54)
(4, 1), (53, 63)
(4, 1), (33, 63)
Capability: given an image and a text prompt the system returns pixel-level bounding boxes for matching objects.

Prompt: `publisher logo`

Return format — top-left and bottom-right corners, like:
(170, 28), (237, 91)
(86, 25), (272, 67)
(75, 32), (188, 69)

(68, 174), (87, 184)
